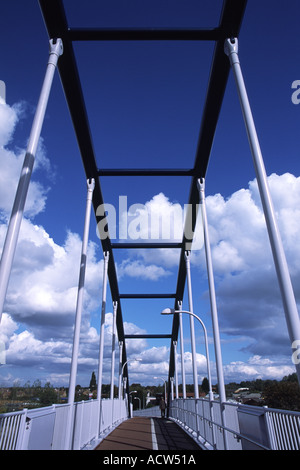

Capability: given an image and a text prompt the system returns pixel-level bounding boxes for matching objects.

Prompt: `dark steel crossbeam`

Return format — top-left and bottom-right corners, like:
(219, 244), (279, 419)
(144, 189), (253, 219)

(124, 334), (172, 339)
(98, 169), (194, 176)
(68, 27), (222, 42)
(111, 242), (182, 249)
(119, 293), (177, 299)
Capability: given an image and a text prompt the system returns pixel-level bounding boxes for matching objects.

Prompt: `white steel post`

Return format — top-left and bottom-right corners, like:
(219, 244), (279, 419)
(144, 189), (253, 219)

(225, 38), (300, 384)
(178, 300), (186, 399)
(185, 251), (199, 398)
(110, 301), (118, 400)
(66, 178), (95, 449)
(198, 178), (227, 449)
(0, 39), (63, 323)
(118, 341), (123, 399)
(97, 251), (109, 435)
(173, 341), (179, 399)
(170, 377), (174, 401)
(68, 179), (95, 403)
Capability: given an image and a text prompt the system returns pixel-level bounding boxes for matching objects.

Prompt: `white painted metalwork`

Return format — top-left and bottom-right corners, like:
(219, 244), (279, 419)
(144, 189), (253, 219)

(225, 37), (300, 384)
(118, 341), (123, 399)
(1, 398), (300, 450)
(169, 398), (300, 451)
(0, 408), (28, 450)
(110, 301), (118, 400)
(265, 408), (300, 450)
(161, 308), (213, 401)
(0, 38), (63, 323)
(185, 251), (199, 398)
(96, 251), (109, 435)
(67, 178), (95, 449)
(197, 178), (227, 448)
(0, 398), (128, 450)
(162, 306), (216, 447)
(120, 358), (142, 400)
(177, 300), (186, 399)
(173, 341), (179, 399)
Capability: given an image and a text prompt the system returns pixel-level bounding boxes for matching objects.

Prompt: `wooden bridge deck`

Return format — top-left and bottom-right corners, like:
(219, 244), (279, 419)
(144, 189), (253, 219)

(95, 417), (202, 451)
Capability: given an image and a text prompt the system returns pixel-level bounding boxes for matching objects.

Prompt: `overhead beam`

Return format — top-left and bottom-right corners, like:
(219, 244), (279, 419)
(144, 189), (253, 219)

(111, 242), (182, 249)
(124, 334), (172, 339)
(98, 168), (194, 177)
(119, 293), (177, 299)
(68, 27), (222, 42)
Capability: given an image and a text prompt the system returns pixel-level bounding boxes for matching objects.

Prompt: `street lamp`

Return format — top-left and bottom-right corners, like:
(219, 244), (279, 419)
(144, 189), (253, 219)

(161, 308), (213, 401)
(153, 376), (167, 402)
(134, 396), (141, 410)
(120, 358), (142, 399)
(129, 390), (137, 404)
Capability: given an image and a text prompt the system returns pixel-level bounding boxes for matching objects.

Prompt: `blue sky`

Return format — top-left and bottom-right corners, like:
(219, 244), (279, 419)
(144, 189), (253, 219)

(1, 0), (300, 390)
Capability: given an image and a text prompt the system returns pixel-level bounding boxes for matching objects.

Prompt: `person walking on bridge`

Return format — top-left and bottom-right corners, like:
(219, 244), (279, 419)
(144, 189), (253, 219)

(159, 397), (166, 418)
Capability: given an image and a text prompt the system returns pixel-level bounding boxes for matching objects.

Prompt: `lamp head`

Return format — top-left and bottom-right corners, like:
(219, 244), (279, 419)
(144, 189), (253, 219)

(161, 308), (175, 315)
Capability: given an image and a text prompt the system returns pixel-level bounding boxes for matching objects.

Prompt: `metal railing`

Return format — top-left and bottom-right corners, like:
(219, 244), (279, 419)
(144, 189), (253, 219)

(265, 408), (300, 450)
(0, 408), (28, 450)
(0, 397), (128, 450)
(169, 398), (300, 450)
(2, 397), (300, 450)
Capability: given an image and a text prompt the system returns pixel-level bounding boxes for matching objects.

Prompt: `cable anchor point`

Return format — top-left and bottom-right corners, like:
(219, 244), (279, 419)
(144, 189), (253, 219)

(197, 178), (205, 204)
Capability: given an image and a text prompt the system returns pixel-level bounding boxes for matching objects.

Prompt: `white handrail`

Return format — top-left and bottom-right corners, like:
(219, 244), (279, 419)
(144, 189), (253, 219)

(169, 398), (300, 451)
(0, 398), (128, 450)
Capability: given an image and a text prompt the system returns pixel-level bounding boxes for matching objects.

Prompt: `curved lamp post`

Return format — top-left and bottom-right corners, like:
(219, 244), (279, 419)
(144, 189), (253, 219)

(153, 376), (167, 402)
(120, 358), (142, 398)
(161, 308), (213, 401)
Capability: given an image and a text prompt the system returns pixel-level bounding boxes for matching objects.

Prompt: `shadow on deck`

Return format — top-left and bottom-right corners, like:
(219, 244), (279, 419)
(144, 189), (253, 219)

(95, 417), (202, 451)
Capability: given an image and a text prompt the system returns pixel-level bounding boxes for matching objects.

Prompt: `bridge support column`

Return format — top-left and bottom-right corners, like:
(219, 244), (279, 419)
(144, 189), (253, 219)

(185, 252), (199, 398)
(173, 341), (179, 399)
(110, 301), (118, 425)
(118, 341), (123, 399)
(198, 178), (227, 449)
(178, 300), (186, 399)
(225, 37), (300, 384)
(97, 251), (109, 436)
(66, 178), (95, 449)
(110, 301), (118, 399)
(0, 39), (63, 323)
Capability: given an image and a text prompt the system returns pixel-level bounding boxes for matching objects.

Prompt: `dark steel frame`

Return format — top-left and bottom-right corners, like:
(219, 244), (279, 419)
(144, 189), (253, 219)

(39, 0), (247, 406)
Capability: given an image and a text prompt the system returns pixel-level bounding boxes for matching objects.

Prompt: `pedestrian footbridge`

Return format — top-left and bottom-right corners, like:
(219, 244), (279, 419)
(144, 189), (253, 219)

(1, 0), (300, 452)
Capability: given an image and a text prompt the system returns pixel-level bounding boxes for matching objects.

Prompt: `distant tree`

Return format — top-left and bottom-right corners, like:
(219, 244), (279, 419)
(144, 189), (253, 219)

(282, 373), (298, 383)
(263, 381), (300, 411)
(39, 382), (57, 406)
(102, 384), (110, 397)
(201, 377), (209, 394)
(89, 371), (97, 391)
(252, 379), (264, 392)
(32, 379), (42, 398)
(186, 384), (194, 393)
(75, 384), (82, 401)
